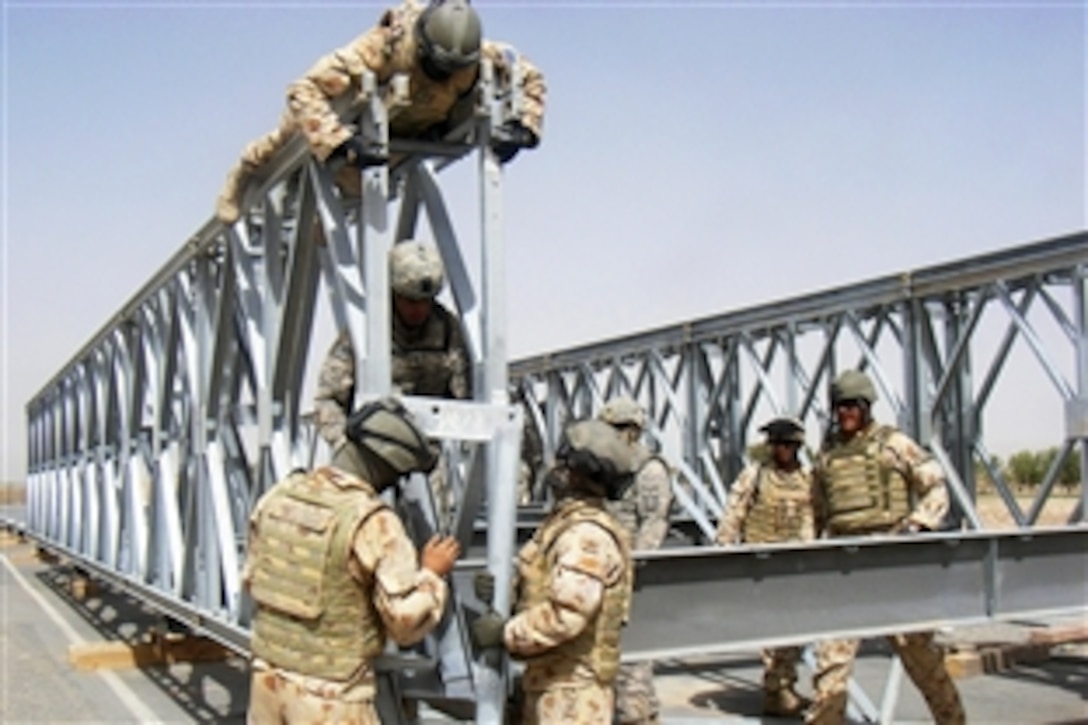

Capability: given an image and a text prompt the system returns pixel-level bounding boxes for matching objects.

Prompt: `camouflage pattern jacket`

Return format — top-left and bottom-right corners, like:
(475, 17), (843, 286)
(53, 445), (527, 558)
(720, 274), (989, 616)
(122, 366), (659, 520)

(313, 306), (470, 449)
(276, 0), (545, 162)
(813, 422), (950, 535)
(716, 462), (816, 545)
(242, 465), (448, 699)
(606, 447), (673, 551)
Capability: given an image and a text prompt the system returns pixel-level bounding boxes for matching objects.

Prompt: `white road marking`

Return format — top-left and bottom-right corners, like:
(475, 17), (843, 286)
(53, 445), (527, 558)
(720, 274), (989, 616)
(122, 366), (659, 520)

(1, 553), (163, 723)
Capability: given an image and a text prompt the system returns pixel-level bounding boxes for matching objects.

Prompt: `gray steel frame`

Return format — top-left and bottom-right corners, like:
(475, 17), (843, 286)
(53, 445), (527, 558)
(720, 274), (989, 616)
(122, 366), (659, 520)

(25, 65), (526, 723)
(511, 232), (1088, 539)
(21, 59), (1088, 725)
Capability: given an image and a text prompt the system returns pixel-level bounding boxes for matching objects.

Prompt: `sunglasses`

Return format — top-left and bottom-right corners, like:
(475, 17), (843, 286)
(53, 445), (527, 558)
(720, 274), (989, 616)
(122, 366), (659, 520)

(835, 399), (864, 410)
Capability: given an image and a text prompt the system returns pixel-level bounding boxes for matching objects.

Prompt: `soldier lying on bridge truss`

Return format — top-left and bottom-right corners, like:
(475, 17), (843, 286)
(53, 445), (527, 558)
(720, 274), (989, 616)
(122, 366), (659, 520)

(216, 0), (547, 224)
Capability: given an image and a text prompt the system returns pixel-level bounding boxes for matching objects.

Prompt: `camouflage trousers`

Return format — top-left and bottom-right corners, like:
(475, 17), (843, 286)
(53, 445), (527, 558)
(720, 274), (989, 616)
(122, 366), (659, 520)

(521, 681), (615, 725)
(247, 669), (379, 725)
(216, 113), (414, 224)
(613, 661), (660, 724)
(762, 645), (802, 691)
(806, 632), (965, 725)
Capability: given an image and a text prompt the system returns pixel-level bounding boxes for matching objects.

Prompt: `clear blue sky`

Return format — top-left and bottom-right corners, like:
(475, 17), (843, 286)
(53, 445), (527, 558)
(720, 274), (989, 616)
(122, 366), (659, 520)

(2, 1), (1085, 480)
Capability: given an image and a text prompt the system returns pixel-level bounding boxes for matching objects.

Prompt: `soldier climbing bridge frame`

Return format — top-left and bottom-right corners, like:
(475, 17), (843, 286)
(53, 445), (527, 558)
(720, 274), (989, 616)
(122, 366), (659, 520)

(25, 65), (524, 724)
(20, 57), (1088, 724)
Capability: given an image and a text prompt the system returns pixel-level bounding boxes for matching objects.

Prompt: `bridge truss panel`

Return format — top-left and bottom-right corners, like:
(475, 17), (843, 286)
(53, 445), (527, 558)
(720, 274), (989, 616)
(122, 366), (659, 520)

(25, 66), (529, 723)
(511, 233), (1088, 542)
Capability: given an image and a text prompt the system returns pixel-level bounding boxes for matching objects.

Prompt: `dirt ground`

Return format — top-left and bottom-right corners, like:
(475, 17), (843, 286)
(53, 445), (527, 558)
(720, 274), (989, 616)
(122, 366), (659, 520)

(0, 484), (26, 505)
(975, 490), (1082, 529)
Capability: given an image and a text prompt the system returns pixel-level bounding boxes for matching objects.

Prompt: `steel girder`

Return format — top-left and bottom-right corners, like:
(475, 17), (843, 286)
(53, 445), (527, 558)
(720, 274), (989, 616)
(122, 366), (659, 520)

(511, 232), (1088, 541)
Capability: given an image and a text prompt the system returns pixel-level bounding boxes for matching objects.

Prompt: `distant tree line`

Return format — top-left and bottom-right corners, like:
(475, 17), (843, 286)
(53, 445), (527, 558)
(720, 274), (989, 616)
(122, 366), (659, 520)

(976, 447), (1082, 491)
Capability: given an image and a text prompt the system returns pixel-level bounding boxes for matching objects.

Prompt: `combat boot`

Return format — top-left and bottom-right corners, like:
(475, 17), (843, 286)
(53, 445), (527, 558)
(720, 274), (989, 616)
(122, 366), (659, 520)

(763, 687), (811, 718)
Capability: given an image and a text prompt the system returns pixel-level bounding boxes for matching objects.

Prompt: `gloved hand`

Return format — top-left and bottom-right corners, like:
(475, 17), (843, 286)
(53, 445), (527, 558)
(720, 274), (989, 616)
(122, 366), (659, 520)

(474, 571), (496, 607)
(471, 611), (508, 649)
(327, 136), (388, 171)
(491, 121), (539, 164)
(890, 518), (926, 534)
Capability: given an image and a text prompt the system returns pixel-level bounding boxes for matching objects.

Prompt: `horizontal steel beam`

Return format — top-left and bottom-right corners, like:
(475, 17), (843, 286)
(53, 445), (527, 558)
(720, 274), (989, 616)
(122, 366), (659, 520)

(616, 526), (1088, 661)
(16, 512), (1087, 679)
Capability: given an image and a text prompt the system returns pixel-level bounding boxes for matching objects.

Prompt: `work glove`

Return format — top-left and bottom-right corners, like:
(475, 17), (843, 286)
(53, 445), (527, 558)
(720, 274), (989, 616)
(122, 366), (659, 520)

(491, 121), (539, 164)
(890, 518), (926, 535)
(327, 136), (388, 172)
(471, 611), (508, 650)
(474, 571), (496, 608)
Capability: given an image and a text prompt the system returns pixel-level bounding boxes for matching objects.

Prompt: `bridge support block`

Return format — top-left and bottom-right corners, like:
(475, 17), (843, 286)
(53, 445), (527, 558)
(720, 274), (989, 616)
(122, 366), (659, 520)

(944, 621), (1087, 679)
(69, 574), (99, 601)
(68, 630), (231, 671)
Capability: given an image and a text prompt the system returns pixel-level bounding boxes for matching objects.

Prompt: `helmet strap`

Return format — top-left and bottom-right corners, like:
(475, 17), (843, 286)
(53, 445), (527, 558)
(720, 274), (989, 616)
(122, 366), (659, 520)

(333, 441), (401, 492)
(420, 52), (453, 82)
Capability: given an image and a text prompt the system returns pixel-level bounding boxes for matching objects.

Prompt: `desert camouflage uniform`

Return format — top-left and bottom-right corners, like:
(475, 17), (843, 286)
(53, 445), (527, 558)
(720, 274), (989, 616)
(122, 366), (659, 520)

(243, 466), (448, 723)
(716, 461), (816, 703)
(217, 0), (547, 223)
(607, 448), (672, 724)
(312, 311), (470, 522)
(806, 423), (965, 725)
(505, 497), (633, 725)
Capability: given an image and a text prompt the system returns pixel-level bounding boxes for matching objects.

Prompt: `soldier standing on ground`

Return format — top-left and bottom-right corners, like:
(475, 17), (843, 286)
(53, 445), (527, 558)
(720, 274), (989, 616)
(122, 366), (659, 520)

(471, 419), (636, 724)
(715, 415), (815, 718)
(313, 239), (471, 521)
(243, 397), (461, 723)
(806, 370), (966, 725)
(598, 396), (673, 724)
(216, 0), (546, 223)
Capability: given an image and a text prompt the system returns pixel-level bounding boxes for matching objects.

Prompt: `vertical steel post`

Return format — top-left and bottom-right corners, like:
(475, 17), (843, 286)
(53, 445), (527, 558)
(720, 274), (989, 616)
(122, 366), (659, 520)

(475, 61), (517, 725)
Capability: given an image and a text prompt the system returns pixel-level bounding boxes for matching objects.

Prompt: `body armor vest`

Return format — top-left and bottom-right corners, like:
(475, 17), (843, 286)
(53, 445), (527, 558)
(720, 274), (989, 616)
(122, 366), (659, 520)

(392, 305), (463, 398)
(822, 426), (911, 534)
(517, 498), (632, 685)
(606, 448), (662, 543)
(249, 467), (387, 680)
(743, 465), (812, 543)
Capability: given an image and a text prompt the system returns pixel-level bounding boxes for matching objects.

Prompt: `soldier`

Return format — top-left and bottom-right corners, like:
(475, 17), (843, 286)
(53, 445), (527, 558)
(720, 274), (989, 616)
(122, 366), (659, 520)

(471, 419), (636, 725)
(243, 397), (462, 723)
(598, 396), (673, 724)
(216, 0), (547, 223)
(806, 370), (966, 725)
(313, 239), (471, 520)
(715, 416), (815, 718)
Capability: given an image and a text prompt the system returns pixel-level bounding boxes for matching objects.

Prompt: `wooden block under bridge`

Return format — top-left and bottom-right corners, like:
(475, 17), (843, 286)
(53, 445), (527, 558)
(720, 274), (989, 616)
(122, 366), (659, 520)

(68, 631), (231, 671)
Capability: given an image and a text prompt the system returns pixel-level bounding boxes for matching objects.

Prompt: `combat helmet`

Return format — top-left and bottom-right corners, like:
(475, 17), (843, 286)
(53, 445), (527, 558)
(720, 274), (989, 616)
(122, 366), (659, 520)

(345, 397), (437, 476)
(556, 419), (636, 501)
(598, 396), (647, 431)
(758, 416), (806, 444)
(830, 370), (878, 405)
(417, 0), (482, 77)
(390, 240), (445, 300)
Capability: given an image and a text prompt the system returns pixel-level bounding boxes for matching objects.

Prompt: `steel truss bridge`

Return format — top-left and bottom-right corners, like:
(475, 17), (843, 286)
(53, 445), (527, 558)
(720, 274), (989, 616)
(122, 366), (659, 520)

(19, 62), (1088, 723)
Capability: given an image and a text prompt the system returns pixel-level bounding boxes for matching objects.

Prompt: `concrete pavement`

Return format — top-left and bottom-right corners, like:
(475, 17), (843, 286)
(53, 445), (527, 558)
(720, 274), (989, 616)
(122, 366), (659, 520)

(2, 527), (1085, 723)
